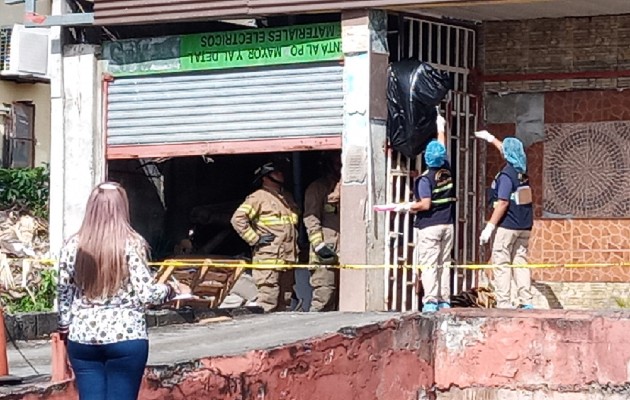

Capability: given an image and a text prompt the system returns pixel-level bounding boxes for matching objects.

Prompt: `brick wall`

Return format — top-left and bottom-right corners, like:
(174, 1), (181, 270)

(481, 15), (630, 92)
(479, 15), (630, 306)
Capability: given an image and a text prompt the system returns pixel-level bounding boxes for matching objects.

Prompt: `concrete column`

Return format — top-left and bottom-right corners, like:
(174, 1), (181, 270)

(48, 0), (67, 255)
(339, 10), (389, 311)
(49, 44), (105, 254)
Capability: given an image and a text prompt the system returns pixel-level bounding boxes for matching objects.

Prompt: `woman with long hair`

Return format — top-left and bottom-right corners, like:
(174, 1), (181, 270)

(56, 182), (189, 400)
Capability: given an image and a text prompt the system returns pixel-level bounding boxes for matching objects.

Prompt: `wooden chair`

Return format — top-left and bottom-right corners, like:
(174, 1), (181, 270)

(155, 258), (246, 309)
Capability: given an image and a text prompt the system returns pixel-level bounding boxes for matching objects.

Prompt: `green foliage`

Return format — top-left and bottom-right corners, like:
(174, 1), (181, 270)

(614, 297), (630, 309)
(2, 268), (57, 313)
(0, 165), (49, 219)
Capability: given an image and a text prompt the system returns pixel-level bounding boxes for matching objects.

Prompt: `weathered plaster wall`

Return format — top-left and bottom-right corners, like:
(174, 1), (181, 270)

(8, 310), (630, 400)
(434, 310), (630, 395)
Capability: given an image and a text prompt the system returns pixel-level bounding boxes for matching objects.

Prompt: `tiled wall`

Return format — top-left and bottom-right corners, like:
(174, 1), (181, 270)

(485, 90), (630, 283)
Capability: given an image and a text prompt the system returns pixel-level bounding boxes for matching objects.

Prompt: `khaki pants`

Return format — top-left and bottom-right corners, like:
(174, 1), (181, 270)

(491, 227), (532, 308)
(310, 267), (336, 312)
(414, 224), (454, 304)
(252, 269), (294, 312)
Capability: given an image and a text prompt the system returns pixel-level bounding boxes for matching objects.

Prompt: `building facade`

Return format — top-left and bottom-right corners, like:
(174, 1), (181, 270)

(42, 0), (630, 310)
(0, 0), (51, 167)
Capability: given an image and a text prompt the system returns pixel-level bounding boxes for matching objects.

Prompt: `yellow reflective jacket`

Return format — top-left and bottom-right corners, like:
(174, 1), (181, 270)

(303, 176), (340, 261)
(231, 186), (300, 263)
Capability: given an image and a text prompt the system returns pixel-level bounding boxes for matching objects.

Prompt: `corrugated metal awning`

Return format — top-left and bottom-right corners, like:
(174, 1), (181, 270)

(106, 63), (343, 158)
(93, 0), (447, 25)
(94, 0), (630, 25)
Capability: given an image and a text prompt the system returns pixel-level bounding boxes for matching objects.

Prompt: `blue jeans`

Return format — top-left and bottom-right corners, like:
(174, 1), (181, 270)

(67, 339), (149, 400)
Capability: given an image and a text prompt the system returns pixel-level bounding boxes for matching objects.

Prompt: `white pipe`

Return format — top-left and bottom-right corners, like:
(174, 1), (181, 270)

(391, 152), (403, 310)
(384, 148), (393, 310)
(472, 97), (479, 288)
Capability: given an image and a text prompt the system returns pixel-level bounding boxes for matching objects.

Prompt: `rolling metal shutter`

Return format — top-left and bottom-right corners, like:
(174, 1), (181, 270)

(106, 63), (343, 147)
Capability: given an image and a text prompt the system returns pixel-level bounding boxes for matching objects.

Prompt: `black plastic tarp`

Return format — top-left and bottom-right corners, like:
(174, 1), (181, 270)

(387, 60), (453, 159)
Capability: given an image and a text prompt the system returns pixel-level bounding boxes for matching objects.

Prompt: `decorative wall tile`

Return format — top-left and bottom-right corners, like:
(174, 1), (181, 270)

(544, 121), (630, 218)
(529, 219), (630, 282)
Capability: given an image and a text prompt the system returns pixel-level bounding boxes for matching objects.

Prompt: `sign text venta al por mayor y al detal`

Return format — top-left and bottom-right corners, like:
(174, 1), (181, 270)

(181, 22), (342, 71)
(103, 22), (342, 76)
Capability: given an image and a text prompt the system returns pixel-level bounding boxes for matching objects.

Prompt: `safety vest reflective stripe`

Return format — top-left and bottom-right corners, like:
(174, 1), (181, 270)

(256, 214), (298, 226)
(242, 228), (258, 242)
(237, 204), (256, 219)
(255, 259), (286, 265)
(432, 183), (454, 194)
(432, 197), (457, 205)
(309, 231), (324, 246)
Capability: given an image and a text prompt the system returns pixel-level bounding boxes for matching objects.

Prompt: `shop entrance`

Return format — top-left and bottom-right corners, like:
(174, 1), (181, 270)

(108, 149), (340, 311)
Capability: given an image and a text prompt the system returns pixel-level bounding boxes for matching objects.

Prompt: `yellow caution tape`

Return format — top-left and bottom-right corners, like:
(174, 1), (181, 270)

(5, 258), (630, 270)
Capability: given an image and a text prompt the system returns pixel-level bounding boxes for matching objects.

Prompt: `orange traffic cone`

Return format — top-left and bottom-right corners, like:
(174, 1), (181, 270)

(0, 307), (8, 376)
(0, 307), (23, 385)
(51, 333), (73, 383)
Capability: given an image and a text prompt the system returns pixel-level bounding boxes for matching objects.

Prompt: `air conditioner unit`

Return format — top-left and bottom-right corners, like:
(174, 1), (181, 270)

(0, 24), (49, 79)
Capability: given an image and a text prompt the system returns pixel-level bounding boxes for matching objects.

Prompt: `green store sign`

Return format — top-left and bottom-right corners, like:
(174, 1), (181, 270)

(103, 22), (342, 77)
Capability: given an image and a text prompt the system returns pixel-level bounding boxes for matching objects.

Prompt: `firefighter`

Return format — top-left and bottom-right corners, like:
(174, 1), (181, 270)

(474, 131), (533, 310)
(230, 162), (299, 313)
(396, 113), (455, 312)
(303, 151), (342, 312)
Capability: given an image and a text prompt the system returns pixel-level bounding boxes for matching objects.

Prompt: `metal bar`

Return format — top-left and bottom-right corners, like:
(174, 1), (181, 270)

(391, 152), (403, 311)
(463, 30), (469, 92)
(408, 18), (414, 60)
(463, 94), (471, 291)
(398, 14), (404, 61)
(4, 0), (25, 5)
(420, 20), (425, 62)
(454, 29), (460, 91)
(25, 13), (95, 27)
(471, 96), (479, 288)
(401, 157), (413, 312)
(472, 30), (477, 69)
(446, 26), (451, 67)
(453, 92), (461, 294)
(384, 148), (393, 311)
(404, 15), (475, 35)
(102, 78), (110, 180)
(412, 153), (423, 311)
(436, 25), (441, 65)
(107, 136), (342, 159)
(463, 94), (470, 263)
(428, 22), (433, 64)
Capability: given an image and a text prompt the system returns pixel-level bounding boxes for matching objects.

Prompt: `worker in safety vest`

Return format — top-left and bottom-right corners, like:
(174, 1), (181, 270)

(303, 151), (341, 312)
(396, 112), (456, 313)
(474, 131), (533, 310)
(231, 162), (299, 312)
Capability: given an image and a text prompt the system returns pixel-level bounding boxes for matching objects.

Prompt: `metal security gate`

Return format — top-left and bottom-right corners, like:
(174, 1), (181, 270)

(384, 16), (481, 311)
(106, 63), (343, 148)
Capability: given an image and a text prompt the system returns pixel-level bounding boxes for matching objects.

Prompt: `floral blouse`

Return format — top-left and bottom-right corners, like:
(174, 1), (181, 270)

(57, 237), (173, 345)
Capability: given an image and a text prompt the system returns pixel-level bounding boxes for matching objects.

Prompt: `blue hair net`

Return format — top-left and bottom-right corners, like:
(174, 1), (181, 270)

(502, 137), (527, 173)
(424, 140), (447, 168)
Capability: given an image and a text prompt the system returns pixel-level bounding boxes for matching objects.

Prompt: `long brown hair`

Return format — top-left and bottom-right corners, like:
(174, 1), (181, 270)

(74, 182), (146, 299)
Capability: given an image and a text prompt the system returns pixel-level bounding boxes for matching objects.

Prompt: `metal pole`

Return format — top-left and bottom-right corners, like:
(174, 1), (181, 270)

(292, 151), (311, 311)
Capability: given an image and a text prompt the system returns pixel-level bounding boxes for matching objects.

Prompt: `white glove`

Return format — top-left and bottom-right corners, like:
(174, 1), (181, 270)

(474, 130), (496, 143)
(479, 223), (496, 245)
(394, 202), (413, 213)
(436, 114), (446, 133)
